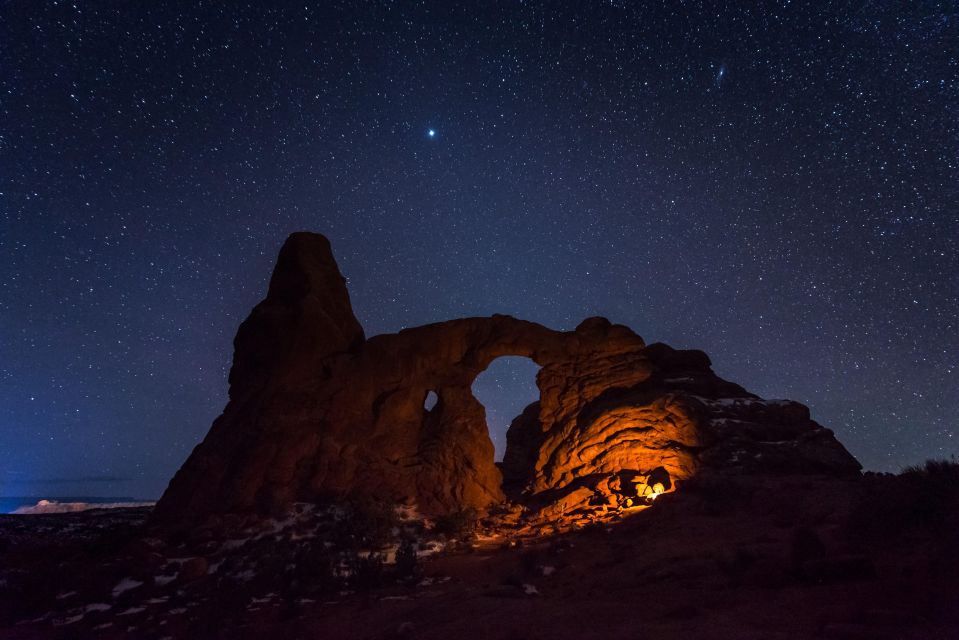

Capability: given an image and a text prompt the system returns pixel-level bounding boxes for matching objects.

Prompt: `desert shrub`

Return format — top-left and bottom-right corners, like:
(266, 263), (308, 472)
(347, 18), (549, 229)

(680, 473), (754, 516)
(394, 537), (418, 581)
(346, 551), (385, 590)
(84, 521), (144, 558)
(519, 548), (546, 576)
(848, 458), (959, 538)
(715, 546), (757, 584)
(286, 537), (338, 595)
(205, 574), (253, 620)
(432, 507), (479, 540)
(0, 570), (53, 625)
(901, 458), (959, 479)
(789, 526), (826, 575)
(898, 458), (959, 527)
(336, 497), (398, 549)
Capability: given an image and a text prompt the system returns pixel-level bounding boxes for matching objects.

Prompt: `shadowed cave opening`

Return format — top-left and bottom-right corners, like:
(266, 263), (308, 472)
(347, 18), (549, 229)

(470, 356), (541, 462)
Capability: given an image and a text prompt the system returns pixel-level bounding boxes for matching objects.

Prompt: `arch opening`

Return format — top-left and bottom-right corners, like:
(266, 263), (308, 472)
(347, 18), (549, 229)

(470, 356), (541, 462)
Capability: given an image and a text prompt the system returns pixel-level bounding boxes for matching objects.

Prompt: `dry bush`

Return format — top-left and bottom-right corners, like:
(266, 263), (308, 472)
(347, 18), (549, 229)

(848, 458), (959, 538)
(432, 507), (479, 540)
(680, 473), (755, 516)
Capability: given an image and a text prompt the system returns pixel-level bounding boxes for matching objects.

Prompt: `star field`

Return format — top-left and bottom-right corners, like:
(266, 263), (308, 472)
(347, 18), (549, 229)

(1, 1), (957, 499)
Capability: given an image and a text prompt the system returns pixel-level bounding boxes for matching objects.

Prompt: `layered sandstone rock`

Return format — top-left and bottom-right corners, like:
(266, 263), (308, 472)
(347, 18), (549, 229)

(502, 342), (862, 522)
(154, 232), (860, 527)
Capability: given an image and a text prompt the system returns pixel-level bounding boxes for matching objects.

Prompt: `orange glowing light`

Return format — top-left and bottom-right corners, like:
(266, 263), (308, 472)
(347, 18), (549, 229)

(645, 482), (666, 500)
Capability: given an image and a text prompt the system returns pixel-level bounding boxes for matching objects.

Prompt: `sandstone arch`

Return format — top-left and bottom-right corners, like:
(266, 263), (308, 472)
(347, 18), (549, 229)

(154, 232), (861, 526)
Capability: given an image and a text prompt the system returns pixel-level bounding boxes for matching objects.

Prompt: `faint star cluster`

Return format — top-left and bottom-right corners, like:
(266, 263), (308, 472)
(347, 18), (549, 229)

(0, 1), (956, 498)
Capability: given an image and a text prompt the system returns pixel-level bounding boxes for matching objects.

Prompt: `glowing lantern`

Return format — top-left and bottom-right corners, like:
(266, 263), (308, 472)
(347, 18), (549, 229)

(643, 482), (667, 501)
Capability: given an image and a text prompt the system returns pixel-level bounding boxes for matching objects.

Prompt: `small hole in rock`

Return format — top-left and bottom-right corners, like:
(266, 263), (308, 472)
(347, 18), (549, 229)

(424, 390), (438, 411)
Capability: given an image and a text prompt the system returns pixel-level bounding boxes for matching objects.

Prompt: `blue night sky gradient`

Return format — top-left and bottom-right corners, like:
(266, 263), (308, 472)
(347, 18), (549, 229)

(1, 1), (957, 499)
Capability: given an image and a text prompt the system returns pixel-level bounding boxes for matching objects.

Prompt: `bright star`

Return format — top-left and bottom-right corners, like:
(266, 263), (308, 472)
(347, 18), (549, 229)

(427, 129), (436, 138)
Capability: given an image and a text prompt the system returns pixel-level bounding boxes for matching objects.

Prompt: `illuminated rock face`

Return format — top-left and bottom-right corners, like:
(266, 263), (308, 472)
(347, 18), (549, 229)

(503, 342), (863, 519)
(154, 232), (861, 526)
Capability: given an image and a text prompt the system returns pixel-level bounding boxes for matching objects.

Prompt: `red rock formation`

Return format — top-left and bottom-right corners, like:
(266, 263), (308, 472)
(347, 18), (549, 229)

(154, 232), (860, 526)
(502, 341), (862, 523)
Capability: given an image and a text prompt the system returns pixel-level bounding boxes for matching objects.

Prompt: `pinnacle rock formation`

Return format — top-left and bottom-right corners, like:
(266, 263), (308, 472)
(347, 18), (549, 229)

(154, 232), (860, 526)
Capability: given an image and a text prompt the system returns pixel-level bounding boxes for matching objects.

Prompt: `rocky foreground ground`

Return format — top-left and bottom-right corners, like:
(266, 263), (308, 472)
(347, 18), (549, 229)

(2, 466), (958, 639)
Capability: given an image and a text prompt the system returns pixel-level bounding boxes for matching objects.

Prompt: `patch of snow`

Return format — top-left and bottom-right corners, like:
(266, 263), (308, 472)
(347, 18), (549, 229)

(266, 515), (298, 534)
(692, 396), (753, 407)
(154, 574), (176, 586)
(53, 614), (84, 626)
(540, 565), (556, 576)
(118, 607), (145, 616)
(694, 396), (795, 409)
(56, 591), (77, 600)
(359, 547), (398, 564)
(251, 594), (275, 604)
(85, 603), (111, 613)
(221, 538), (249, 551)
(112, 578), (143, 597)
(292, 502), (316, 515)
(290, 530), (315, 541)
(416, 540), (445, 558)
(168, 608), (187, 615)
(394, 504), (423, 522)
(522, 583), (540, 596)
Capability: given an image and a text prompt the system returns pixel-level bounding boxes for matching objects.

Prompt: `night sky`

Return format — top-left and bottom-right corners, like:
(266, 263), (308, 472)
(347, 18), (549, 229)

(2, 2), (957, 500)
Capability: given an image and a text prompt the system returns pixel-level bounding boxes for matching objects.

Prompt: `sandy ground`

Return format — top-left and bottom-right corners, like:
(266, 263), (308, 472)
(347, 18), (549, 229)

(1, 474), (957, 639)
